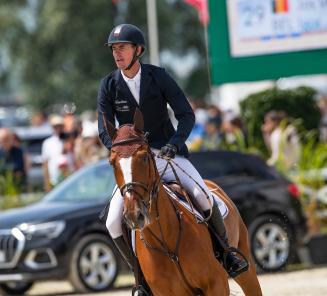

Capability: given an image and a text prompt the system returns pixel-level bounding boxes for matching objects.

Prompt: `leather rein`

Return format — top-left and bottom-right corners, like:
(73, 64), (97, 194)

(112, 135), (203, 296)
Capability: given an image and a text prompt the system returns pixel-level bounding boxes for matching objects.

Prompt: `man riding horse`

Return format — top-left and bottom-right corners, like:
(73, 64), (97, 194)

(97, 23), (248, 295)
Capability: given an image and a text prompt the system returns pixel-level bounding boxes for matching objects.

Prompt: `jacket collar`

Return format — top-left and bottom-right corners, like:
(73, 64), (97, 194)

(113, 63), (152, 107)
(139, 64), (152, 106)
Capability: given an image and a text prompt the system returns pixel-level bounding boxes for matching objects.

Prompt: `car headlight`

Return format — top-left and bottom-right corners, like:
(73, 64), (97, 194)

(18, 221), (66, 240)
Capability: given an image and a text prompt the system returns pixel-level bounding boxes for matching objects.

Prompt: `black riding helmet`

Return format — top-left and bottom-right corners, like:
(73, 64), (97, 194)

(105, 24), (146, 70)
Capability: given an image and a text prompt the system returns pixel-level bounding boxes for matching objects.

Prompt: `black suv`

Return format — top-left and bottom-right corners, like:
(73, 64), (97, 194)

(189, 151), (308, 271)
(0, 151), (308, 295)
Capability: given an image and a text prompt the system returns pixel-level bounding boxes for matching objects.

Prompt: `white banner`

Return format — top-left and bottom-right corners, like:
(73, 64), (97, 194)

(227, 0), (327, 57)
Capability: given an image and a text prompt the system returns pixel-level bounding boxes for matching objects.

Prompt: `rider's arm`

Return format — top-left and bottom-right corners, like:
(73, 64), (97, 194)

(160, 69), (195, 151)
(97, 77), (115, 150)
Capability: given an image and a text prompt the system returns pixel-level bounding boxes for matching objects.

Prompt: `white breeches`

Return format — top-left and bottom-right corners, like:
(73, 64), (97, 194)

(106, 148), (213, 238)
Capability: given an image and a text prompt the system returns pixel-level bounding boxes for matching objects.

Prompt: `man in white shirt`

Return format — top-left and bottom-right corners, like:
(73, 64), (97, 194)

(42, 115), (64, 191)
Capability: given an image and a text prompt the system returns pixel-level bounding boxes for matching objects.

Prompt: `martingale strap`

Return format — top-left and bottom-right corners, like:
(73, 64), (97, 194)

(140, 196), (203, 296)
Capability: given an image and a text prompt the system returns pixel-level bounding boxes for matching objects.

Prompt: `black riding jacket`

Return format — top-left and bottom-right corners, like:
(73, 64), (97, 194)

(97, 64), (195, 157)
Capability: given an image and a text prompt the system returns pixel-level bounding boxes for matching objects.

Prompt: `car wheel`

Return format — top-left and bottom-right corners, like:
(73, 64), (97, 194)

(69, 233), (120, 293)
(248, 214), (295, 272)
(0, 281), (34, 295)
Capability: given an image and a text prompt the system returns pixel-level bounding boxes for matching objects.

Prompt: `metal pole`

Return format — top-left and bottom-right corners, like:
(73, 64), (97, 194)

(204, 24), (212, 99)
(146, 0), (160, 66)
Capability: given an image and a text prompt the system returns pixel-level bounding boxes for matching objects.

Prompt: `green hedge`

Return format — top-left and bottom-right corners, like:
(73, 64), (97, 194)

(240, 86), (321, 153)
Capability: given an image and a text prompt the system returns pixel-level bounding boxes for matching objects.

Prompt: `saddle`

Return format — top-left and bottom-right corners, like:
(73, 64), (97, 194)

(163, 182), (228, 263)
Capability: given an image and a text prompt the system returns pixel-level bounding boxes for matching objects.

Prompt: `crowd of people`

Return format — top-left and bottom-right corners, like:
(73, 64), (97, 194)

(1, 95), (327, 194)
(186, 102), (247, 152)
(0, 111), (106, 193)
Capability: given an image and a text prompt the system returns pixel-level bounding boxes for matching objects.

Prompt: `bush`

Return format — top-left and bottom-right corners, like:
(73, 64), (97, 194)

(240, 86), (321, 153)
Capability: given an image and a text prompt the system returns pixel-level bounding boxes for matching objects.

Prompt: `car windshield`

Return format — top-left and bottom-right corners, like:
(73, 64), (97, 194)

(43, 161), (116, 202)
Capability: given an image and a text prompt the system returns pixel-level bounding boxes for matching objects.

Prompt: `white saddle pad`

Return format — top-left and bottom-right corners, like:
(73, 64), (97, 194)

(163, 184), (229, 220)
(131, 185), (229, 255)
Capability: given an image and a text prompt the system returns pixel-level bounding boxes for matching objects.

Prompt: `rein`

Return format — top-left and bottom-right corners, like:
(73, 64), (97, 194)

(166, 159), (212, 224)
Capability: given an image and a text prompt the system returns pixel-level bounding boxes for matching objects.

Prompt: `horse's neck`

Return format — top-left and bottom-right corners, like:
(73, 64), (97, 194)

(144, 183), (179, 246)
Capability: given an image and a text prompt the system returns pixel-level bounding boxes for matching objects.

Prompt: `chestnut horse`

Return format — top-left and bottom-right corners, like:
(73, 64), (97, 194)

(107, 111), (262, 296)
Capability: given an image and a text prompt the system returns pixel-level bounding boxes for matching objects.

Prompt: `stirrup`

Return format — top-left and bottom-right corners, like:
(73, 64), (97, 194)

(132, 285), (150, 296)
(222, 247), (249, 278)
(223, 247), (249, 278)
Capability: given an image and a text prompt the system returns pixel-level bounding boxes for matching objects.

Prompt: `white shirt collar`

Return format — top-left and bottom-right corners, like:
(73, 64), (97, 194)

(121, 67), (142, 103)
(121, 67), (141, 83)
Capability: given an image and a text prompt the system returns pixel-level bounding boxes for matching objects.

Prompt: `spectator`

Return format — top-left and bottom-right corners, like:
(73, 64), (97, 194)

(201, 116), (224, 151)
(262, 110), (301, 171)
(222, 113), (246, 151)
(187, 102), (209, 151)
(57, 136), (76, 183)
(71, 117), (84, 169)
(0, 128), (27, 191)
(78, 124), (106, 166)
(41, 115), (65, 192)
(207, 104), (222, 123)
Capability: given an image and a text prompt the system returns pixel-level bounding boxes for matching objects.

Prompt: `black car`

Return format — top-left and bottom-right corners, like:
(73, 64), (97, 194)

(0, 151), (308, 295)
(0, 161), (120, 295)
(189, 151), (308, 272)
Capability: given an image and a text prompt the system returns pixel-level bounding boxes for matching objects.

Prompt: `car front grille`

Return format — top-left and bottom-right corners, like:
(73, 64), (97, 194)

(0, 229), (25, 269)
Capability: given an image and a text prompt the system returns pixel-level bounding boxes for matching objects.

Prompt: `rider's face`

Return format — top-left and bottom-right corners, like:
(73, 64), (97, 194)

(112, 43), (136, 69)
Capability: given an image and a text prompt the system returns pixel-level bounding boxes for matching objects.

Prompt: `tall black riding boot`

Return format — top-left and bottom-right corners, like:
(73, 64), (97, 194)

(113, 236), (152, 296)
(204, 201), (248, 278)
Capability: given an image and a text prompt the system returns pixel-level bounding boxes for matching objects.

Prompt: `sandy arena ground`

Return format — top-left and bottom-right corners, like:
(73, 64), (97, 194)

(24, 266), (327, 296)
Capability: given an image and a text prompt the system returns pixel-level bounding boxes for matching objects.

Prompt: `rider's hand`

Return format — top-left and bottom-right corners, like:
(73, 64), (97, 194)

(159, 144), (177, 160)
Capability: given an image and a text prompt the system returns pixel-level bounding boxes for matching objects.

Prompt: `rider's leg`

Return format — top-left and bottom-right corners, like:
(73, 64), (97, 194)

(105, 187), (151, 295)
(204, 201), (248, 277)
(154, 152), (248, 278)
(106, 186), (133, 269)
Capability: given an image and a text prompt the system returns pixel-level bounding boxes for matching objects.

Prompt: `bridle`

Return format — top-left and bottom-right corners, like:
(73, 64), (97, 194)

(111, 132), (161, 213)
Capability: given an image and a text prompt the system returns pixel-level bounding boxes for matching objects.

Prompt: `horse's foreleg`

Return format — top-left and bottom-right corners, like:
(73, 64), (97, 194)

(204, 275), (229, 296)
(234, 256), (263, 296)
(234, 223), (263, 296)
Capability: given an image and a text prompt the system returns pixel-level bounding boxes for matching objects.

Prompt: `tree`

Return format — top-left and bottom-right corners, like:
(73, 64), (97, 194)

(1, 0), (210, 111)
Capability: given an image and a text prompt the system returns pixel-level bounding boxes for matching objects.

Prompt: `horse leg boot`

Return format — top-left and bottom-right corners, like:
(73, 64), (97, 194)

(113, 236), (152, 296)
(204, 201), (248, 278)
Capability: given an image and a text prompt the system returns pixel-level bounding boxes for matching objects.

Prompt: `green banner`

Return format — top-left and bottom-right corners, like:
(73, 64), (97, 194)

(208, 0), (327, 85)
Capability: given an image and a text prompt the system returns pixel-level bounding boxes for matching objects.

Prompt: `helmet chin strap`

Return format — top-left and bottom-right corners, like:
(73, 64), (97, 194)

(125, 45), (144, 71)
(125, 47), (139, 70)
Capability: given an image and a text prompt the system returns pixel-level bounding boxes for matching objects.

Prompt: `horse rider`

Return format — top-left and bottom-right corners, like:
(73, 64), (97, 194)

(97, 24), (248, 295)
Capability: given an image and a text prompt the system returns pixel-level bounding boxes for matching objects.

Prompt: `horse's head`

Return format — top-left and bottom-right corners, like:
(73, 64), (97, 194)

(106, 109), (158, 230)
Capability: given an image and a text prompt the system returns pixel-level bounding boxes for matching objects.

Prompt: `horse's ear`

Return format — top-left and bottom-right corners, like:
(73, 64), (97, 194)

(102, 113), (117, 139)
(107, 121), (117, 139)
(133, 108), (144, 133)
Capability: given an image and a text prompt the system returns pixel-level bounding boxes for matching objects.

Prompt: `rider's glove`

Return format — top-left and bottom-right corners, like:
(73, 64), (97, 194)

(159, 144), (177, 160)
